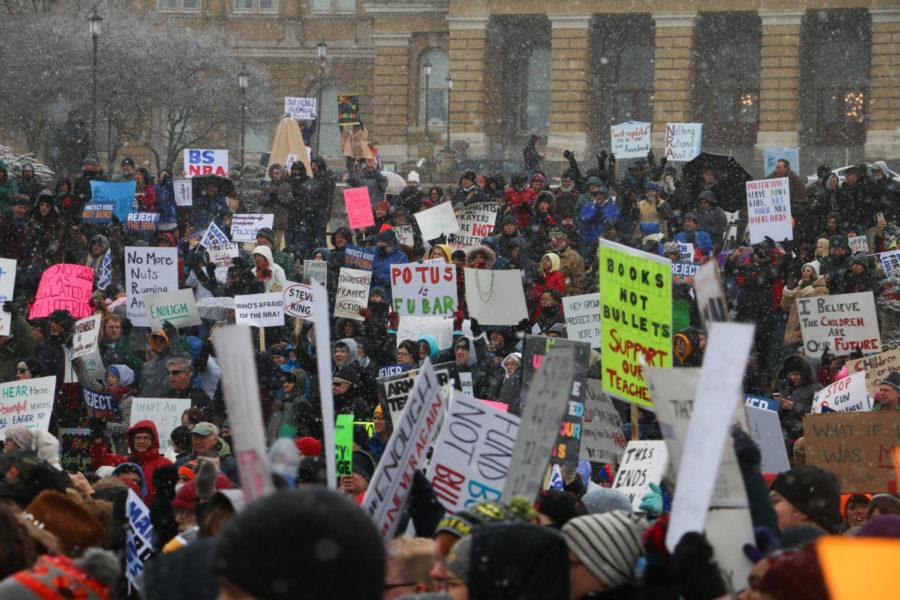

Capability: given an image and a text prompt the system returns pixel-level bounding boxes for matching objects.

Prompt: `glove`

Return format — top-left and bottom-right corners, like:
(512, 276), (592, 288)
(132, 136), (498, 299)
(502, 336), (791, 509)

(639, 482), (664, 517)
(647, 150), (655, 164)
(563, 149), (574, 161)
(388, 311), (400, 331)
(122, 318), (133, 336)
(3, 301), (16, 319)
(731, 424), (761, 475)
(671, 532), (728, 600)
(195, 459), (219, 503)
(597, 151), (608, 165)
(206, 260), (218, 284)
(452, 310), (465, 333)
(359, 307), (371, 320)
(470, 318), (483, 337)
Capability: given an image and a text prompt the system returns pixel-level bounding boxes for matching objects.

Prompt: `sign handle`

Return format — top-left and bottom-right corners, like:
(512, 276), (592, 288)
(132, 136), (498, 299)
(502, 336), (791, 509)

(259, 326), (266, 352)
(631, 404), (640, 441)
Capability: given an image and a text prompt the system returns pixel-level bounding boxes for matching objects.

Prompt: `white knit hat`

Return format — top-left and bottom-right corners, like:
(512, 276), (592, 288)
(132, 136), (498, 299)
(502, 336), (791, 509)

(407, 170), (420, 184)
(561, 511), (646, 588)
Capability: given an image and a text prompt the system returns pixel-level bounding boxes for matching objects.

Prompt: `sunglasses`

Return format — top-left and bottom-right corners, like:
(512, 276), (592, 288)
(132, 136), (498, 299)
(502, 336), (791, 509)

(167, 370), (185, 375)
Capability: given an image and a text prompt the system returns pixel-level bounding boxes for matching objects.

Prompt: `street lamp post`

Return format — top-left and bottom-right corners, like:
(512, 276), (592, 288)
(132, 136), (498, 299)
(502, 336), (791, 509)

(445, 72), (453, 150)
(314, 41), (327, 156)
(423, 60), (432, 145)
(238, 70), (249, 167)
(88, 6), (102, 153)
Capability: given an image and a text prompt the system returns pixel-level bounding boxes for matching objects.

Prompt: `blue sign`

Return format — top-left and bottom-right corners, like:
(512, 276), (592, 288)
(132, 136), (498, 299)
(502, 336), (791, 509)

(343, 244), (376, 270)
(762, 147), (800, 176)
(745, 394), (777, 411)
(90, 180), (136, 221)
(83, 387), (121, 420)
(82, 203), (115, 224)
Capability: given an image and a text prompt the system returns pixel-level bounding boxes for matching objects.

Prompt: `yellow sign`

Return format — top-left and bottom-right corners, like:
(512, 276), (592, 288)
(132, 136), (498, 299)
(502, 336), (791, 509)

(599, 240), (672, 408)
(818, 537), (900, 599)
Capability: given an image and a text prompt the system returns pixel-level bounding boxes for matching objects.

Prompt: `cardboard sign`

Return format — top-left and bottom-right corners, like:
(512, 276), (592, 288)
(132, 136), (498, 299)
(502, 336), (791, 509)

(746, 405), (791, 473)
(283, 282), (314, 319)
(798, 292), (881, 356)
(664, 123), (702, 162)
(130, 397), (191, 456)
(693, 261), (730, 328)
(343, 187), (374, 229)
(144, 288), (201, 331)
(426, 395), (521, 512)
(847, 348), (900, 397)
(762, 147), (800, 175)
(211, 325), (275, 501)
(284, 96), (317, 120)
(849, 235), (869, 254)
(746, 178), (792, 244)
(879, 249), (900, 277)
(562, 293), (602, 349)
(183, 148), (228, 178)
(464, 268), (528, 326)
(393, 225), (416, 247)
(82, 203), (114, 224)
(334, 268), (371, 321)
(125, 247), (179, 328)
(804, 411), (900, 493)
(343, 245), (375, 271)
(580, 379), (627, 463)
(72, 314), (104, 380)
(29, 263), (94, 320)
(415, 202), (460, 241)
(812, 372), (872, 414)
(612, 440), (669, 511)
(126, 212), (160, 232)
(234, 292), (285, 328)
(173, 179), (192, 206)
(335, 413), (354, 476)
(89, 180), (136, 221)
(610, 121), (651, 159)
(448, 201), (500, 249)
(671, 261), (700, 286)
(58, 427), (93, 473)
(125, 489), (153, 592)
(303, 259), (328, 285)
(83, 388), (120, 421)
(390, 263), (457, 317)
(377, 363), (455, 428)
(337, 94), (360, 126)
(230, 213), (274, 242)
(598, 240), (672, 408)
(502, 346), (576, 502)
(363, 359), (447, 539)
(746, 394), (777, 411)
(0, 258), (13, 336)
(0, 376), (56, 440)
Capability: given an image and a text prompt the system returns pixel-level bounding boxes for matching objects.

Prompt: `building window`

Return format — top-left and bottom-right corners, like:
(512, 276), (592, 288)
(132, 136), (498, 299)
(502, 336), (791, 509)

(522, 46), (550, 132)
(419, 48), (449, 125)
(309, 82), (343, 158)
(613, 44), (654, 122)
(157, 0), (200, 11)
(234, 0), (278, 14)
(309, 0), (355, 14)
(693, 12), (761, 146)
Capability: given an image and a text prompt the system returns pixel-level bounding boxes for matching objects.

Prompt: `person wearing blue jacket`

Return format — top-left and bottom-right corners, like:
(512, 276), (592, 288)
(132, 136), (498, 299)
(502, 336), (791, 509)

(579, 185), (620, 248)
(154, 170), (179, 231)
(674, 211), (713, 258)
(371, 227), (406, 299)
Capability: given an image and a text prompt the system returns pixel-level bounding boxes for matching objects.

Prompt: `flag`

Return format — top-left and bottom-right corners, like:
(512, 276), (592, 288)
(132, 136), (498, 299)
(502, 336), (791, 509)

(125, 489), (153, 592)
(199, 221), (230, 248)
(97, 250), (112, 290)
(548, 464), (564, 491)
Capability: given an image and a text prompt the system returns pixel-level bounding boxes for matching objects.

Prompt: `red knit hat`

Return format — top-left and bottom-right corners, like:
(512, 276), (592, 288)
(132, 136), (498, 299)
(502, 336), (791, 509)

(171, 475), (232, 512)
(295, 437), (322, 457)
(379, 222), (393, 233)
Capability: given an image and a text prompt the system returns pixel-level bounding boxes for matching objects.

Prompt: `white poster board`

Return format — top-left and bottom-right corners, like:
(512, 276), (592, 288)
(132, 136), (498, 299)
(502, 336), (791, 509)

(234, 293), (285, 328)
(562, 293), (602, 349)
(183, 148), (229, 178)
(746, 177), (792, 244)
(746, 405), (791, 473)
(664, 123), (702, 162)
(811, 371), (872, 414)
(303, 259), (328, 285)
(125, 247), (179, 328)
(580, 379), (628, 463)
(396, 316), (456, 349)
(284, 96), (317, 120)
(230, 214), (275, 243)
(464, 268), (528, 326)
(334, 268), (371, 321)
(798, 292), (881, 356)
(414, 202), (460, 241)
(448, 201), (500, 249)
(71, 314), (105, 381)
(612, 440), (669, 512)
(0, 376), (55, 441)
(693, 261), (730, 327)
(610, 121), (651, 159)
(283, 282), (314, 319)
(129, 397), (191, 455)
(173, 180), (192, 207)
(145, 288), (201, 331)
(390, 262), (457, 317)
(0, 258), (17, 336)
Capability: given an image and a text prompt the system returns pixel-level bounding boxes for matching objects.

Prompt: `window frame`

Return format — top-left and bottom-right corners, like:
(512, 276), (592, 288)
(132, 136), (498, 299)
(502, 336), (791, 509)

(233, 0), (279, 15)
(418, 48), (450, 127)
(519, 45), (551, 133)
(309, 0), (356, 15)
(156, 0), (201, 12)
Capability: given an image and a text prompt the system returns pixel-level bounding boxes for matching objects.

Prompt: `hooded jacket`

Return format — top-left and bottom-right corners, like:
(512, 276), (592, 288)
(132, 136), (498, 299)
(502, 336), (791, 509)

(774, 355), (822, 440)
(0, 160), (19, 211)
(106, 420), (173, 503)
(372, 229), (407, 297)
(84, 234), (109, 272)
(251, 245), (288, 293)
(781, 264), (828, 344)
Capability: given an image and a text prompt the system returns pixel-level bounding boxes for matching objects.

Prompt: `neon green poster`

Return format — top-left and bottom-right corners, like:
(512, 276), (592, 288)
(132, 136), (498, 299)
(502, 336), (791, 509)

(335, 413), (354, 476)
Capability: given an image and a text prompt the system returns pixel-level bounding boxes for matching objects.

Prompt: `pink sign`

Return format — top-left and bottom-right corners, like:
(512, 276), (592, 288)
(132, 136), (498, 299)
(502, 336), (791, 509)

(343, 186), (374, 229)
(29, 264), (95, 319)
(479, 399), (509, 413)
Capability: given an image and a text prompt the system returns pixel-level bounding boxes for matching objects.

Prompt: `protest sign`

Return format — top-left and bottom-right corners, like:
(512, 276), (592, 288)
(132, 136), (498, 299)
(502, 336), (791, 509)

(284, 96), (317, 120)
(234, 292), (285, 328)
(664, 123), (702, 161)
(502, 346), (576, 502)
(363, 359), (447, 539)
(0, 258), (16, 336)
(199, 220), (230, 247)
(309, 279), (337, 489)
(81, 203), (114, 224)
(0, 376), (55, 440)
(798, 292), (881, 356)
(396, 316), (456, 350)
(415, 202), (460, 241)
(464, 268), (528, 326)
(610, 121), (651, 159)
(335, 268), (371, 321)
(612, 441), (669, 511)
(848, 348), (900, 397)
(58, 428), (92, 473)
(343, 187), (374, 229)
(704, 508), (755, 597)
(427, 395), (521, 512)
(90, 180), (136, 221)
(83, 387), (120, 421)
(390, 262), (457, 317)
(97, 250), (112, 291)
(581, 379), (627, 463)
(820, 538), (900, 600)
(849, 235), (869, 254)
(880, 249), (900, 277)
(804, 411), (900, 493)
(377, 362), (455, 428)
(694, 261), (730, 328)
(72, 314), (104, 380)
(130, 398), (190, 455)
(337, 94), (360, 125)
(29, 263), (94, 319)
(677, 242), (694, 262)
(393, 225), (416, 247)
(520, 336), (590, 465)
(145, 288), (201, 331)
(746, 405), (791, 473)
(746, 394), (778, 411)
(671, 261), (700, 285)
(343, 244), (375, 270)
(283, 282), (314, 319)
(562, 293), (602, 348)
(762, 147), (800, 175)
(665, 322), (755, 551)
(125, 247), (179, 327)
(746, 177), (792, 244)
(183, 148), (228, 177)
(812, 372), (872, 413)
(126, 212), (160, 233)
(335, 413), (354, 476)
(211, 325), (275, 500)
(173, 179), (192, 206)
(230, 213), (274, 242)
(303, 259), (328, 285)
(599, 240), (672, 408)
(125, 489), (153, 592)
(448, 201), (500, 249)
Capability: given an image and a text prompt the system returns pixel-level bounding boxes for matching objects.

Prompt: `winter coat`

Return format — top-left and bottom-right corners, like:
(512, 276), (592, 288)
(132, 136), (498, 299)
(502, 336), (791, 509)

(258, 169), (295, 229)
(774, 355), (822, 440)
(154, 180), (179, 227)
(371, 235), (407, 298)
(25, 210), (66, 268)
(250, 245), (288, 293)
(175, 438), (239, 485)
(134, 182), (156, 212)
(17, 176), (41, 204)
(100, 335), (144, 382)
(266, 386), (304, 445)
(105, 420), (173, 504)
(637, 198), (670, 237)
(674, 229), (713, 256)
(0, 314), (37, 382)
(579, 200), (620, 248)
(0, 161), (18, 211)
(556, 245), (586, 296)
(84, 234), (109, 272)
(72, 170), (105, 207)
(166, 383), (215, 423)
(0, 213), (29, 260)
(348, 167), (387, 206)
(837, 179), (875, 229)
(398, 186), (424, 214)
(193, 191), (229, 230)
(781, 275), (828, 344)
(694, 204), (728, 244)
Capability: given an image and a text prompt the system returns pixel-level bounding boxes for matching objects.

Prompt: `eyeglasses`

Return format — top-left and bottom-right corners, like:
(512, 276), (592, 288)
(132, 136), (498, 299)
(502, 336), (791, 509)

(396, 350), (410, 357)
(167, 370), (185, 375)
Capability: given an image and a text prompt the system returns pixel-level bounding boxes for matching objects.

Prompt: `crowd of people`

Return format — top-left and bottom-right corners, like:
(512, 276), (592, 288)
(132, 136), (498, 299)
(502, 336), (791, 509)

(0, 133), (898, 599)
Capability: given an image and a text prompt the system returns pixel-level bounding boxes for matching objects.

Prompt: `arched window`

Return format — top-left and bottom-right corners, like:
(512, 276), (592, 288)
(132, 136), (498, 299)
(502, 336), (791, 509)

(613, 44), (654, 122)
(307, 81), (343, 158)
(420, 48), (449, 125)
(522, 46), (550, 132)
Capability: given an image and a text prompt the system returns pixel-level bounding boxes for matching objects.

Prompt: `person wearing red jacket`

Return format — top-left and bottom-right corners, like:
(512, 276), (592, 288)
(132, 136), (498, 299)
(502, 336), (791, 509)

(533, 252), (567, 318)
(104, 420), (172, 504)
(504, 174), (536, 229)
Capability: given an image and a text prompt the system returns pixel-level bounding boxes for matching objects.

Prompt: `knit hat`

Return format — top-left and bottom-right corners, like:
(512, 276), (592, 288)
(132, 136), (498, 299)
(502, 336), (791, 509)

(171, 475), (232, 512)
(256, 227), (276, 245)
(881, 371), (900, 391)
(770, 466), (842, 533)
(0, 552), (119, 599)
(857, 514), (900, 538)
(351, 451), (375, 481)
(21, 490), (106, 554)
(435, 500), (536, 539)
(581, 488), (633, 515)
(11, 194), (30, 207)
(851, 254), (870, 269)
(662, 241), (679, 256)
(4, 426), (34, 452)
(698, 190), (716, 204)
(535, 490), (587, 527)
(561, 511), (646, 588)
(212, 488), (385, 600)
(828, 234), (848, 250)
(105, 364), (134, 387)
(170, 425), (192, 452)
(757, 544), (828, 600)
(178, 461), (198, 482)
(407, 170), (420, 184)
(549, 228), (568, 241)
(548, 322), (567, 337)
(295, 436), (322, 457)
